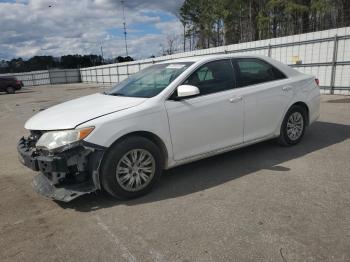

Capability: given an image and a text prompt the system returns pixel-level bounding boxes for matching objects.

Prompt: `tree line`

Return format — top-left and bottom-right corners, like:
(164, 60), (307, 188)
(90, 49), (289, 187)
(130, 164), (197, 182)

(179, 0), (350, 50)
(0, 55), (134, 74)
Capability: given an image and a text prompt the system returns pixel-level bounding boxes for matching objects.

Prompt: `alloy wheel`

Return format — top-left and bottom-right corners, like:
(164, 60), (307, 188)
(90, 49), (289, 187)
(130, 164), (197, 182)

(286, 112), (304, 141)
(116, 149), (156, 192)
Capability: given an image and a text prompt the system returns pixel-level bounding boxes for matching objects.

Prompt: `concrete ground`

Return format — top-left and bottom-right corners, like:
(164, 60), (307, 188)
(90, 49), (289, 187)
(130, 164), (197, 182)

(0, 84), (349, 262)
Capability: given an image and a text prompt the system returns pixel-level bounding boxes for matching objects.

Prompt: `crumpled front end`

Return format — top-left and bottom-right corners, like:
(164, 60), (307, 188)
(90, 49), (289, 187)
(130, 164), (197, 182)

(17, 131), (105, 202)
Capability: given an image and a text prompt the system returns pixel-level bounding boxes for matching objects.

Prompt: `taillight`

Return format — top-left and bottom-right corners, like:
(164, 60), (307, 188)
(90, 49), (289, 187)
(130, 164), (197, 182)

(315, 78), (320, 87)
(16, 80), (21, 84)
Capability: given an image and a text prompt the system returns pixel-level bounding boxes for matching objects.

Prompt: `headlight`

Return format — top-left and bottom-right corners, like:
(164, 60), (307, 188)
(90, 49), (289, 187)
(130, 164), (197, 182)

(36, 127), (94, 151)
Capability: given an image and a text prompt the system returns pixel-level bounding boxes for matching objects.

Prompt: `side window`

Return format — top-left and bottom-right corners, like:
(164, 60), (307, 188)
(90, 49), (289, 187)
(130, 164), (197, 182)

(184, 60), (235, 96)
(233, 58), (286, 87)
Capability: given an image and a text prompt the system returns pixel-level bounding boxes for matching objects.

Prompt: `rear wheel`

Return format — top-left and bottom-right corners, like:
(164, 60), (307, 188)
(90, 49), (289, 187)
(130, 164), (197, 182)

(278, 105), (307, 146)
(6, 86), (15, 94)
(100, 136), (163, 199)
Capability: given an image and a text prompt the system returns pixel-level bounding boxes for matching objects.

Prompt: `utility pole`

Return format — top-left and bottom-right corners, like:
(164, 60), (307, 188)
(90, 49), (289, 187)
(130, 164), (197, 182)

(100, 43), (104, 64)
(121, 0), (129, 57)
(183, 22), (186, 52)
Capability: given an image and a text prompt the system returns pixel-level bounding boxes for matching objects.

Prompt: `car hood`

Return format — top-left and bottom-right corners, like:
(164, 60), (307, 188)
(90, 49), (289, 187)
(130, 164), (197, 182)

(25, 93), (147, 130)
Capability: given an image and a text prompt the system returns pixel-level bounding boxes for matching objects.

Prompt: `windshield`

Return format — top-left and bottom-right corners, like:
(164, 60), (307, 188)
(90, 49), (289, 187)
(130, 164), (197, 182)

(105, 62), (193, 98)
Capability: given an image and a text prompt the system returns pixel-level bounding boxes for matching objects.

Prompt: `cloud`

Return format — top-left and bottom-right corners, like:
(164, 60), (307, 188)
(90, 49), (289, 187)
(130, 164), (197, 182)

(0, 0), (184, 60)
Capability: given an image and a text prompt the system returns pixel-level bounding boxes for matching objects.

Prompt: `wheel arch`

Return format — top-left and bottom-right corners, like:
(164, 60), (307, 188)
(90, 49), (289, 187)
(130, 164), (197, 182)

(290, 101), (309, 126)
(101, 130), (169, 170)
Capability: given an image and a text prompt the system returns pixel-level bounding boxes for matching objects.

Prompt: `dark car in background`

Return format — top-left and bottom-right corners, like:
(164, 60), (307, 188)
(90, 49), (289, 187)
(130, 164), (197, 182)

(0, 76), (23, 94)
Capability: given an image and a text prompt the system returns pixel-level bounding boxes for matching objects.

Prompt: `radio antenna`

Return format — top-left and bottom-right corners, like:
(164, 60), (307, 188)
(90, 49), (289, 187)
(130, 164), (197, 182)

(121, 0), (129, 57)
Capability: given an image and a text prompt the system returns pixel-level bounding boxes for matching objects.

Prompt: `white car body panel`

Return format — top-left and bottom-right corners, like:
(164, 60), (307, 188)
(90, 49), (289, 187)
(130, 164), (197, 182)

(164, 88), (244, 160)
(25, 93), (146, 130)
(239, 78), (293, 142)
(25, 54), (321, 169)
(76, 100), (177, 166)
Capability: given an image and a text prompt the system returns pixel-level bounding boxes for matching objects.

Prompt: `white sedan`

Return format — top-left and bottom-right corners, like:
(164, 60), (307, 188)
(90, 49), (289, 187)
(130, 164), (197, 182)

(18, 54), (320, 201)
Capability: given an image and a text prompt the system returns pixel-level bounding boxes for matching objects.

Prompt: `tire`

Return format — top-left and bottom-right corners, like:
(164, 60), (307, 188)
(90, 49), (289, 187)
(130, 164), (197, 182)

(6, 86), (15, 94)
(277, 105), (307, 146)
(100, 136), (163, 199)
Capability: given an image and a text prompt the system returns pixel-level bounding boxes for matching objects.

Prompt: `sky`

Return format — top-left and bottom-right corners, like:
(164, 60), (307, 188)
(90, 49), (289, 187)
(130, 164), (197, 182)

(0, 0), (184, 60)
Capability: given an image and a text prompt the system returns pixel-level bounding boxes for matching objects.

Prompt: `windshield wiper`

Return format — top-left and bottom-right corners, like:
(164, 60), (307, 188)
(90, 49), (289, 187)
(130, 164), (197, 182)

(109, 93), (126, 96)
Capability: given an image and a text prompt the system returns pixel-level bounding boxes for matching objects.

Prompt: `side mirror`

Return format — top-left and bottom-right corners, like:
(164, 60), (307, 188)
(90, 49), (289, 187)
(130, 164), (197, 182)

(176, 85), (200, 99)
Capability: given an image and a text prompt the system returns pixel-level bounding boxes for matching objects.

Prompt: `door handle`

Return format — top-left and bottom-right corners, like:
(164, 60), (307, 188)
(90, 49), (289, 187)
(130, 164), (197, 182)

(229, 96), (243, 103)
(282, 86), (292, 91)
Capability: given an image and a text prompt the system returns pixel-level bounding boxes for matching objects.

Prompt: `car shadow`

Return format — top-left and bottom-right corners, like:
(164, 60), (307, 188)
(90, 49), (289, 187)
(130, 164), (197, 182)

(57, 121), (350, 212)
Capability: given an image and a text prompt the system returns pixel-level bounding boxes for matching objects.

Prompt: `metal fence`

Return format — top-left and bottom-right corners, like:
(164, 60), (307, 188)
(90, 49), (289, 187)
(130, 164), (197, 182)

(80, 26), (350, 95)
(1, 27), (350, 94)
(0, 69), (80, 87)
(49, 69), (80, 85)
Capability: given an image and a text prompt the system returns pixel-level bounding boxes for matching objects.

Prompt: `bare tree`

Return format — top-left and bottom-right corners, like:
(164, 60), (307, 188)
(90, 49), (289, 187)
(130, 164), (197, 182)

(161, 34), (179, 55)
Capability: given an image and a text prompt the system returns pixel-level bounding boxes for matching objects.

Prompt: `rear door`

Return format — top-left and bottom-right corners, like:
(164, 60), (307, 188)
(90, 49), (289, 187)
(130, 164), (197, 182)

(165, 59), (244, 161)
(231, 58), (293, 142)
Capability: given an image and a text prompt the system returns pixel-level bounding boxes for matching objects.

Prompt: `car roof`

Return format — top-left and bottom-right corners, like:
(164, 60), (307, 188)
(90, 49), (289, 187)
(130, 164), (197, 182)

(159, 54), (268, 63)
(159, 54), (300, 77)
(0, 76), (16, 79)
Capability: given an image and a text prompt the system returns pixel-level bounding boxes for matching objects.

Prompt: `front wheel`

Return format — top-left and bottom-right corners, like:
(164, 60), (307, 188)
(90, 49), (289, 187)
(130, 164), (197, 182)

(100, 136), (163, 199)
(278, 105), (307, 146)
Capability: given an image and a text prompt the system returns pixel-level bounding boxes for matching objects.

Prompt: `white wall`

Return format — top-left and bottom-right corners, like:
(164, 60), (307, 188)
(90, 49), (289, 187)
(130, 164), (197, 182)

(80, 26), (350, 91)
(1, 27), (349, 91)
(0, 69), (81, 86)
(0, 70), (50, 86)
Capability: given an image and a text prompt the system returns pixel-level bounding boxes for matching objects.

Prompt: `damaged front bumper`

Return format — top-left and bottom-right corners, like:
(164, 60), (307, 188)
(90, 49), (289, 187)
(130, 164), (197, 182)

(17, 137), (105, 202)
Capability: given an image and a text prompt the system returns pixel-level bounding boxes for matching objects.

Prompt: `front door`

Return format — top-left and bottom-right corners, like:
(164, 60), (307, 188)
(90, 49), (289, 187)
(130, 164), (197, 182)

(165, 59), (244, 161)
